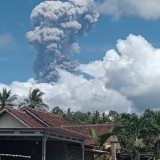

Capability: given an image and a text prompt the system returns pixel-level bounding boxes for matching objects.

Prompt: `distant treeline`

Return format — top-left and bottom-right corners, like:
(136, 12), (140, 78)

(51, 106), (117, 124)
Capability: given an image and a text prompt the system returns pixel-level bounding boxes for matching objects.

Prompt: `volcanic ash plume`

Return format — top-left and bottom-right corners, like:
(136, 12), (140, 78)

(26, 0), (99, 82)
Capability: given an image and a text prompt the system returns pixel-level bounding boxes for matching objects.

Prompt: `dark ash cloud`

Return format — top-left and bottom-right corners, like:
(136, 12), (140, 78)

(26, 0), (99, 82)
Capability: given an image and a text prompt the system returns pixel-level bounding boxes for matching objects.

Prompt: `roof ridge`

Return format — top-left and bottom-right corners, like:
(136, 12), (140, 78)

(2, 107), (30, 127)
(62, 123), (113, 127)
(23, 107), (50, 127)
(22, 107), (71, 127)
(24, 107), (63, 117)
(7, 107), (25, 113)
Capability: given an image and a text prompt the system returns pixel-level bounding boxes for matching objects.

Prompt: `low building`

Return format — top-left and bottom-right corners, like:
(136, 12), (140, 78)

(0, 107), (121, 160)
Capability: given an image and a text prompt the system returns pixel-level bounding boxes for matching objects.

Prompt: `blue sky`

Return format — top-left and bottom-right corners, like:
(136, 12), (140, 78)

(1, 0), (160, 84)
(1, 0), (160, 113)
(0, 0), (37, 83)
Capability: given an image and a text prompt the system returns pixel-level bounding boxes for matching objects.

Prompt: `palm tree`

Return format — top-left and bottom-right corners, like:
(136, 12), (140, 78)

(142, 109), (160, 160)
(0, 88), (17, 109)
(113, 113), (145, 160)
(51, 106), (64, 115)
(92, 110), (101, 124)
(19, 88), (49, 110)
(107, 110), (119, 123)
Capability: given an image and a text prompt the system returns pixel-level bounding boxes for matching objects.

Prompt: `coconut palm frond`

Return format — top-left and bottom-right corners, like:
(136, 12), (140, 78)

(0, 88), (17, 109)
(19, 88), (48, 110)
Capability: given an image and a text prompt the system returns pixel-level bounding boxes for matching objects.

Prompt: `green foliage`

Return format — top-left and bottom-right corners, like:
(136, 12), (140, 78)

(114, 113), (144, 149)
(99, 132), (112, 147)
(63, 108), (114, 125)
(90, 128), (112, 160)
(0, 88), (17, 109)
(142, 109), (160, 160)
(51, 106), (64, 115)
(112, 110), (160, 160)
(19, 88), (49, 110)
(63, 109), (92, 124)
(133, 150), (141, 160)
(90, 128), (112, 150)
(90, 128), (101, 149)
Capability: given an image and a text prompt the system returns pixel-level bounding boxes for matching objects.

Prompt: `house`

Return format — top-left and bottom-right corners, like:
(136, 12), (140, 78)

(0, 107), (121, 160)
(63, 124), (121, 159)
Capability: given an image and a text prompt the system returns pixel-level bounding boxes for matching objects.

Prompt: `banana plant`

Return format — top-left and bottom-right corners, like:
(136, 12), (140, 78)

(90, 128), (113, 160)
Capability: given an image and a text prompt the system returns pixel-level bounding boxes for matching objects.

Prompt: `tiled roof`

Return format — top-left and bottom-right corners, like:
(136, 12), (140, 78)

(6, 108), (44, 127)
(23, 108), (71, 127)
(62, 124), (114, 145)
(0, 107), (71, 128)
(62, 124), (113, 136)
(0, 107), (120, 147)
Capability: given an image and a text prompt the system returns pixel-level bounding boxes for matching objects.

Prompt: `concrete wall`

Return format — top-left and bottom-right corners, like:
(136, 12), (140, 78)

(0, 112), (26, 128)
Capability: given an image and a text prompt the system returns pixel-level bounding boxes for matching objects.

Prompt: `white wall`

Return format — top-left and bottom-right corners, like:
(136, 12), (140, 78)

(0, 113), (27, 128)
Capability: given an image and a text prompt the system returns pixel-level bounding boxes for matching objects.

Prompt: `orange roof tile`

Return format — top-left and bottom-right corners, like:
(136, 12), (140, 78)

(62, 124), (114, 145)
(7, 108), (44, 127)
(23, 107), (71, 127)
(62, 124), (113, 136)
(0, 107), (119, 147)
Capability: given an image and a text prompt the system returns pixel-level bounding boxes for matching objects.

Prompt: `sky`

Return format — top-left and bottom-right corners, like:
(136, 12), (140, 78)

(1, 0), (160, 113)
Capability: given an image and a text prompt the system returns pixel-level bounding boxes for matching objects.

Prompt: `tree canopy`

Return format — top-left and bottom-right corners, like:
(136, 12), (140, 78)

(19, 88), (49, 110)
(0, 88), (17, 109)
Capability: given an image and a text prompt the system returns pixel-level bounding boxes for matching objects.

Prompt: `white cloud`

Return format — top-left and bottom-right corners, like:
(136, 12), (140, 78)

(0, 71), (132, 113)
(1, 34), (160, 113)
(0, 33), (14, 47)
(81, 34), (160, 111)
(96, 0), (160, 20)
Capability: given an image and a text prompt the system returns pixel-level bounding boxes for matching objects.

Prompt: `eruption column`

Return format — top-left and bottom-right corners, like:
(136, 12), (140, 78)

(26, 0), (99, 82)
